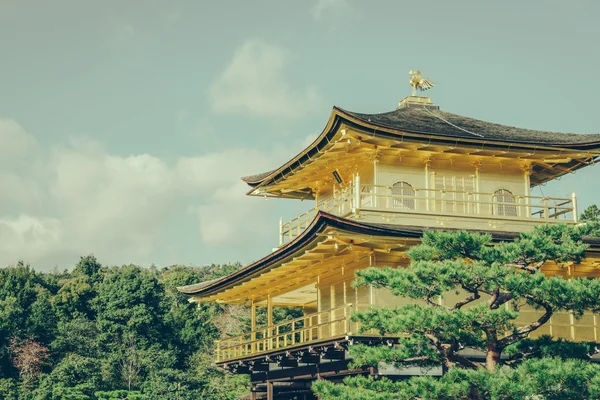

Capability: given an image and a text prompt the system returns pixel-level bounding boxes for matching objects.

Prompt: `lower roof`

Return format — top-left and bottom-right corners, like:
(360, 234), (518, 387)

(177, 212), (600, 298)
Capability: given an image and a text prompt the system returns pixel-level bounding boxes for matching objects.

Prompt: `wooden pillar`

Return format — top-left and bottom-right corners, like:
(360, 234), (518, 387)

(267, 381), (274, 400)
(278, 217), (283, 247)
(251, 301), (257, 331)
(474, 161), (481, 215)
(354, 172), (361, 214)
(522, 165), (532, 218)
(267, 295), (273, 328)
(523, 168), (531, 196)
(267, 295), (273, 350)
(572, 192), (578, 222)
(372, 153), (379, 208)
(251, 300), (257, 353)
(424, 158), (431, 211)
(316, 276), (321, 312)
(316, 276), (321, 341)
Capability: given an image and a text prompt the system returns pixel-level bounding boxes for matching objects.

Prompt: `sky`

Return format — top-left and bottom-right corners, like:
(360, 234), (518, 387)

(1, 0), (599, 271)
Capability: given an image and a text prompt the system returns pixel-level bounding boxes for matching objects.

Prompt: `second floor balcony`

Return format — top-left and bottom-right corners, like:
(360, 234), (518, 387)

(215, 302), (597, 364)
(279, 182), (577, 245)
(216, 304), (357, 363)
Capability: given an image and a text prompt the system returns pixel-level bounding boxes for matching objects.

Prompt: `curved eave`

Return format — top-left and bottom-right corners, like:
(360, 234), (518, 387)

(177, 211), (371, 297)
(242, 106), (600, 193)
(241, 107), (347, 189)
(178, 212), (600, 298)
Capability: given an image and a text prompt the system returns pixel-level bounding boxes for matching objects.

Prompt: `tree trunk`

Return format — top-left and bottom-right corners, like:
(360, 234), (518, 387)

(486, 341), (501, 372)
(440, 344), (454, 374)
(469, 386), (483, 400)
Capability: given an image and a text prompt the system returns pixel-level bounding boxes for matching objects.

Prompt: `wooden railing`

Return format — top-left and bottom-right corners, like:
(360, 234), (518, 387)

(279, 189), (353, 245)
(278, 182), (577, 245)
(214, 305), (600, 363)
(359, 184), (576, 221)
(215, 304), (355, 363)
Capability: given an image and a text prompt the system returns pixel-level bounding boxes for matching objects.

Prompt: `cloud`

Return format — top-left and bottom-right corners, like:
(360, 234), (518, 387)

(49, 141), (178, 254)
(209, 39), (322, 119)
(191, 182), (274, 247)
(0, 120), (294, 270)
(311, 0), (351, 21)
(176, 148), (281, 247)
(0, 118), (37, 160)
(0, 215), (63, 260)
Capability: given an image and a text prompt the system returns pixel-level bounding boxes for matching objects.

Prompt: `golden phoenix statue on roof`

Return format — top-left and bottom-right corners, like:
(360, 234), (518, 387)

(409, 70), (436, 96)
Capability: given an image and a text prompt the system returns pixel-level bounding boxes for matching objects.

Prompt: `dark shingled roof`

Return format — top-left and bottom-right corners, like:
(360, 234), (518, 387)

(241, 169), (275, 184)
(241, 105), (600, 187)
(344, 107), (600, 147)
(176, 278), (220, 294)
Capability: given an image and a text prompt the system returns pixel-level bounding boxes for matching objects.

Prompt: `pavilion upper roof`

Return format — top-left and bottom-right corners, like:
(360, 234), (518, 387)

(241, 100), (600, 196)
(345, 107), (600, 147)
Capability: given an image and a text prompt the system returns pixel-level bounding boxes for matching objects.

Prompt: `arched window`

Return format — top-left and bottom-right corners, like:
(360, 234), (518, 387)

(493, 189), (517, 217)
(392, 181), (415, 210)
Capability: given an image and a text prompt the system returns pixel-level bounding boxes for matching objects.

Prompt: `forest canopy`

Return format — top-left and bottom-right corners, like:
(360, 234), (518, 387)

(0, 257), (250, 400)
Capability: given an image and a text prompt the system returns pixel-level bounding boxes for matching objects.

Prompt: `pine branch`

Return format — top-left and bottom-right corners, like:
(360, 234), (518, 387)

(505, 260), (544, 274)
(452, 290), (480, 310)
(424, 296), (442, 308)
(491, 291), (515, 310)
(402, 356), (433, 363)
(498, 298), (553, 350)
(448, 351), (482, 370)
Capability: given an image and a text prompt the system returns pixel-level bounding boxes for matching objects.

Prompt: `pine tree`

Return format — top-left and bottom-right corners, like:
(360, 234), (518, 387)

(581, 204), (600, 223)
(313, 224), (600, 399)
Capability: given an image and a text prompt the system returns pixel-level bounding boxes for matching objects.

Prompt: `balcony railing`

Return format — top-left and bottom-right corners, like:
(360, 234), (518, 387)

(361, 185), (576, 219)
(279, 182), (577, 245)
(279, 187), (354, 245)
(215, 304), (356, 363)
(214, 301), (600, 364)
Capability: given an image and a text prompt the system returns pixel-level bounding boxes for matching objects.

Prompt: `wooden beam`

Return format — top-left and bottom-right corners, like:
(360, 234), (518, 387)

(251, 300), (257, 331)
(267, 295), (273, 328)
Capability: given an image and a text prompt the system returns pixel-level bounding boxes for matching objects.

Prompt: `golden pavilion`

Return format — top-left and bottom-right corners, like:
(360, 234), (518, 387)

(178, 78), (600, 400)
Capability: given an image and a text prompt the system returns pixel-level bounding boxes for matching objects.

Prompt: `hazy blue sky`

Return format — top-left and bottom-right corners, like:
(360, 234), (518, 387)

(1, 0), (599, 270)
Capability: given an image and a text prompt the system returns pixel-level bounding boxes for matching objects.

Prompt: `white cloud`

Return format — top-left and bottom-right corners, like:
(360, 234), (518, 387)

(49, 141), (178, 253)
(192, 182), (273, 247)
(0, 120), (294, 270)
(177, 148), (284, 247)
(176, 148), (274, 191)
(0, 118), (37, 160)
(209, 39), (322, 119)
(0, 215), (63, 260)
(311, 0), (351, 21)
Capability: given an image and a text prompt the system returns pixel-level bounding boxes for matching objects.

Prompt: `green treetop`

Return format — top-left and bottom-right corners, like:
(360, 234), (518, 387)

(581, 204), (600, 223)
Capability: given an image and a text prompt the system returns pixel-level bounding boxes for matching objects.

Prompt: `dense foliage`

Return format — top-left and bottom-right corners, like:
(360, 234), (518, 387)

(313, 358), (600, 400)
(0, 257), (250, 399)
(581, 204), (600, 223)
(313, 223), (600, 399)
